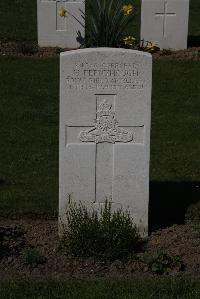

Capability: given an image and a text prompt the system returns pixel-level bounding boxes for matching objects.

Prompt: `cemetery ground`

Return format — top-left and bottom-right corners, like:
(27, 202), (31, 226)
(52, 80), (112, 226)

(0, 55), (200, 295)
(0, 0), (200, 298)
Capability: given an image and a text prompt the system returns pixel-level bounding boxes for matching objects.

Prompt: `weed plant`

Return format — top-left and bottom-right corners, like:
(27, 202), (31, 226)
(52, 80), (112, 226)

(23, 248), (47, 268)
(63, 200), (141, 259)
(143, 252), (184, 275)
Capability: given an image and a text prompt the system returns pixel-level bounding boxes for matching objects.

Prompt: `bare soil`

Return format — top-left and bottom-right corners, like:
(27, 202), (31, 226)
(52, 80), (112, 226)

(0, 217), (199, 279)
(0, 41), (200, 60)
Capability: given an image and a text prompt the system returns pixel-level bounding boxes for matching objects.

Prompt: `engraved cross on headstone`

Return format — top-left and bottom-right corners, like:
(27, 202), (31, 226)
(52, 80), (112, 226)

(66, 94), (144, 203)
(155, 1), (176, 37)
(56, 1), (67, 31)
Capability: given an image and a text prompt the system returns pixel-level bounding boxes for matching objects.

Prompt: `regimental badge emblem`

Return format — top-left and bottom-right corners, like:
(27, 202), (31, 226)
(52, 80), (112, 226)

(79, 99), (133, 144)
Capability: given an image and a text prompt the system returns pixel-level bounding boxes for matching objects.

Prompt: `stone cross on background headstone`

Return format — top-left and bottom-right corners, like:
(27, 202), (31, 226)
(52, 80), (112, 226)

(56, 1), (68, 31)
(155, 1), (176, 37)
(141, 0), (190, 50)
(37, 0), (85, 48)
(59, 48), (152, 236)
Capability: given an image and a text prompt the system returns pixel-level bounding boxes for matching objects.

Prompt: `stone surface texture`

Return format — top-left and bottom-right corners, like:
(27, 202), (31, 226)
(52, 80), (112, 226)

(141, 0), (190, 50)
(59, 48), (152, 236)
(37, 0), (85, 48)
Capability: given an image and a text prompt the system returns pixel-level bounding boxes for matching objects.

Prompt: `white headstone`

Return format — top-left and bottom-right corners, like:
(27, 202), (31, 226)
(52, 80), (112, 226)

(59, 48), (152, 236)
(37, 0), (85, 48)
(141, 0), (190, 50)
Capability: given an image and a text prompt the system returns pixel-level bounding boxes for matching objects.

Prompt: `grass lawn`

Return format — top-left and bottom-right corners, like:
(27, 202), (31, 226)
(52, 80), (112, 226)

(0, 0), (199, 42)
(0, 278), (200, 299)
(151, 60), (200, 181)
(0, 57), (199, 214)
(0, 57), (59, 214)
(0, 0), (37, 42)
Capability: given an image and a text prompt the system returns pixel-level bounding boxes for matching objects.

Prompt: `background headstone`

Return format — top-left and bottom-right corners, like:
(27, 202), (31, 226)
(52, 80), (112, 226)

(37, 0), (85, 48)
(141, 0), (190, 50)
(59, 48), (152, 236)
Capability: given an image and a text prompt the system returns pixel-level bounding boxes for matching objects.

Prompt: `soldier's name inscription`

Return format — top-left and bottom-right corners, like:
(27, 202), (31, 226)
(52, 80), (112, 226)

(66, 62), (145, 90)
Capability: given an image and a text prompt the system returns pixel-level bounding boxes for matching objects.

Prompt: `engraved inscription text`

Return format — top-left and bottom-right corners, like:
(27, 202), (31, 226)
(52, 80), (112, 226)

(66, 62), (144, 90)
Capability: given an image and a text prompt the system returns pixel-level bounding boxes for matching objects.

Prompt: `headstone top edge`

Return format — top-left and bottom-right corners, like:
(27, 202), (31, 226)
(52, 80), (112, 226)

(60, 48), (152, 59)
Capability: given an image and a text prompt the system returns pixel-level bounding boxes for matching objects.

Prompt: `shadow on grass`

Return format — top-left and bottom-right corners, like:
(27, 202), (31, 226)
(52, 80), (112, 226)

(149, 181), (200, 232)
(188, 35), (200, 47)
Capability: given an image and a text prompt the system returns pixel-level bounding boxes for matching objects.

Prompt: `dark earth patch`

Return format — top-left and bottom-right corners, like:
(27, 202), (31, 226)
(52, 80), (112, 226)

(0, 219), (199, 279)
(0, 42), (200, 60)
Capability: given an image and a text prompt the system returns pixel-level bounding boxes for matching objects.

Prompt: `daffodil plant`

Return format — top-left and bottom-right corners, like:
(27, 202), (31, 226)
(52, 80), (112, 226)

(139, 39), (160, 53)
(58, 0), (135, 48)
(121, 36), (159, 53)
(58, 0), (159, 52)
(85, 0), (135, 47)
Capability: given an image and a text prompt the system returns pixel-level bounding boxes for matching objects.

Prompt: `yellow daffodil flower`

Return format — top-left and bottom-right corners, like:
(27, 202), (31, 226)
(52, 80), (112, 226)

(123, 36), (136, 47)
(122, 4), (134, 16)
(146, 42), (158, 49)
(59, 6), (67, 17)
(146, 42), (159, 52)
